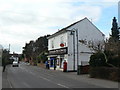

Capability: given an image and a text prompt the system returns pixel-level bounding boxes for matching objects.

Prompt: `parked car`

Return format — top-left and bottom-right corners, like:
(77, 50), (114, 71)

(12, 61), (19, 67)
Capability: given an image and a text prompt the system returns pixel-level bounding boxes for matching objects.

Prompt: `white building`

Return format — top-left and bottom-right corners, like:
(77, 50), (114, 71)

(48, 17), (105, 71)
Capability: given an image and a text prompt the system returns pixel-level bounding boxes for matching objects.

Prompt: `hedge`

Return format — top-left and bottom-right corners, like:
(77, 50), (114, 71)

(89, 67), (120, 82)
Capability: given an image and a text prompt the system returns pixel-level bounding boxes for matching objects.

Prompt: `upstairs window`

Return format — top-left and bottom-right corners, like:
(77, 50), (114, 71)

(51, 40), (54, 48)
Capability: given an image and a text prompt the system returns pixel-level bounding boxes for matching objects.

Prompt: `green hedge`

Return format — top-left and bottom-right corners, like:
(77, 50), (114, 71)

(89, 52), (107, 67)
(89, 67), (120, 82)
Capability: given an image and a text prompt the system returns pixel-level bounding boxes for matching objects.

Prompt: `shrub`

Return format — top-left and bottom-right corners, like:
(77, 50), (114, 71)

(89, 52), (107, 67)
(89, 67), (120, 82)
(105, 50), (120, 67)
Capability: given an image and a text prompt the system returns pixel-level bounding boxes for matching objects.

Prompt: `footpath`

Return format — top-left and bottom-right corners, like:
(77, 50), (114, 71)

(62, 72), (119, 88)
(0, 66), (2, 90)
(2, 67), (12, 89)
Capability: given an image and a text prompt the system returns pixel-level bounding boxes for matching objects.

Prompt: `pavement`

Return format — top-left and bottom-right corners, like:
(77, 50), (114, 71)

(2, 66), (12, 89)
(63, 72), (119, 88)
(0, 66), (2, 90)
(2, 63), (120, 89)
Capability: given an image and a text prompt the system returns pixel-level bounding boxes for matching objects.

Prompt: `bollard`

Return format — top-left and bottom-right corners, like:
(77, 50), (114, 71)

(77, 65), (81, 75)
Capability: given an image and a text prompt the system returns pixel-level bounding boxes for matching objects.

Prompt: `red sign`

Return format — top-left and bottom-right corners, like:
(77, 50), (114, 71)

(60, 43), (64, 47)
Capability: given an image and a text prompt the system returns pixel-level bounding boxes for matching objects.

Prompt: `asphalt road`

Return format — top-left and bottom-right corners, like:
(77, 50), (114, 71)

(3, 62), (112, 88)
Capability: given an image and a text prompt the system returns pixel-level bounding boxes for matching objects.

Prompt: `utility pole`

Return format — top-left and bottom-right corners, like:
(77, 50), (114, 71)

(75, 29), (79, 70)
(9, 44), (10, 53)
(72, 30), (75, 71)
(67, 28), (79, 72)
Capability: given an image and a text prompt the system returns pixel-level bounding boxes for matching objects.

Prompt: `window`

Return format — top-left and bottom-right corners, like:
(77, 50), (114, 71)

(51, 40), (54, 48)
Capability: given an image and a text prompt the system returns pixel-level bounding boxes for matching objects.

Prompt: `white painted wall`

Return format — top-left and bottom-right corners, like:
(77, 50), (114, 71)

(48, 32), (68, 50)
(67, 18), (105, 70)
(48, 18), (105, 71)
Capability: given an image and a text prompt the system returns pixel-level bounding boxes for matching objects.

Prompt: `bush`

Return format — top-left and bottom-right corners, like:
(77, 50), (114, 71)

(105, 50), (120, 67)
(89, 52), (107, 67)
(89, 67), (120, 82)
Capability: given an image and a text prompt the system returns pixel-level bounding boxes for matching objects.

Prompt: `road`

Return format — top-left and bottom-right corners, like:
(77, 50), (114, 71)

(2, 62), (118, 89)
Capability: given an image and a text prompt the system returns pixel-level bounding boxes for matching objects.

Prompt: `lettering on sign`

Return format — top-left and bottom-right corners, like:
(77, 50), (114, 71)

(49, 47), (68, 55)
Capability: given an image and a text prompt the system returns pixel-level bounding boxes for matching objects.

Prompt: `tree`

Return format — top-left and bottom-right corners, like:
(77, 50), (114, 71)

(89, 52), (107, 67)
(105, 39), (120, 67)
(22, 35), (50, 64)
(89, 17), (120, 68)
(22, 40), (35, 62)
(110, 17), (119, 41)
(2, 49), (10, 65)
(105, 17), (120, 67)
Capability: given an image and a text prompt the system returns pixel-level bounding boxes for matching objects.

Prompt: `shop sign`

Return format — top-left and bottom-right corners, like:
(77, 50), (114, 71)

(49, 47), (67, 55)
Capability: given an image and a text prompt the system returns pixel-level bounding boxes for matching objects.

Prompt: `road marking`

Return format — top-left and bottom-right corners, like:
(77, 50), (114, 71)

(57, 83), (69, 88)
(23, 82), (30, 88)
(7, 78), (13, 88)
(42, 77), (51, 82)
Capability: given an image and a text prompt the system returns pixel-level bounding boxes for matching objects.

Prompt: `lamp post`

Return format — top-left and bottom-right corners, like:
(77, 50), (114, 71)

(118, 27), (120, 38)
(70, 30), (75, 71)
(75, 29), (79, 74)
(68, 28), (79, 73)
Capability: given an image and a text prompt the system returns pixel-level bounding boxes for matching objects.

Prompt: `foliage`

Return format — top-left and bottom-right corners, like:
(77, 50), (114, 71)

(89, 52), (107, 67)
(22, 35), (50, 63)
(89, 17), (120, 81)
(89, 67), (120, 81)
(89, 17), (120, 68)
(37, 51), (48, 63)
(105, 39), (120, 67)
(2, 49), (10, 65)
(33, 59), (37, 66)
(110, 17), (119, 41)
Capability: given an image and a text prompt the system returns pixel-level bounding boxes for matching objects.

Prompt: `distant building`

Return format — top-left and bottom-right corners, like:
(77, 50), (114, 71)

(0, 45), (3, 66)
(47, 17), (105, 71)
(118, 1), (120, 27)
(9, 53), (19, 62)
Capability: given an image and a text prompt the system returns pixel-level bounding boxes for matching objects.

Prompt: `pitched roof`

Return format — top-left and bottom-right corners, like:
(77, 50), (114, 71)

(48, 17), (87, 39)
(48, 17), (105, 39)
(61, 17), (86, 30)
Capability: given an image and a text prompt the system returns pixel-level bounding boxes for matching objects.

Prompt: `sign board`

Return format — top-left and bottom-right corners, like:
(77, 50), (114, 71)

(49, 47), (68, 55)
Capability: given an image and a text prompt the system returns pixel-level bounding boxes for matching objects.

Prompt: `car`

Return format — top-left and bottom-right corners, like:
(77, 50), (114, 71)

(12, 61), (19, 67)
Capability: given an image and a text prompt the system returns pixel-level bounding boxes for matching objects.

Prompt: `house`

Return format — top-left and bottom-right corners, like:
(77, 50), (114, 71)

(47, 17), (105, 71)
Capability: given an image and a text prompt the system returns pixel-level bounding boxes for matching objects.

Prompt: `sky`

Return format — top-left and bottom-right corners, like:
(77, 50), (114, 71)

(0, 0), (119, 54)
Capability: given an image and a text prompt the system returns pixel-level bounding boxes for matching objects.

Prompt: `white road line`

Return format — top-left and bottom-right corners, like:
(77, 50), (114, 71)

(57, 83), (69, 88)
(41, 77), (51, 82)
(7, 78), (13, 88)
(23, 82), (30, 88)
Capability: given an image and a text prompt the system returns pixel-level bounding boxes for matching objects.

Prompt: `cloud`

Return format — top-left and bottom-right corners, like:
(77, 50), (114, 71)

(0, 0), (118, 53)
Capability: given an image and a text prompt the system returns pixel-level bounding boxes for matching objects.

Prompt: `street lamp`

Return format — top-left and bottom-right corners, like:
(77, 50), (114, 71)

(70, 30), (75, 71)
(118, 27), (120, 39)
(67, 28), (79, 73)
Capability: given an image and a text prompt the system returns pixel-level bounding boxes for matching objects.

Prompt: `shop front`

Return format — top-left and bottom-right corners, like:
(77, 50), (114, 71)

(48, 47), (68, 70)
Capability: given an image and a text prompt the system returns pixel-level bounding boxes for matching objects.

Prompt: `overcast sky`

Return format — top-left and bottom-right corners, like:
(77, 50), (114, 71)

(0, 0), (119, 54)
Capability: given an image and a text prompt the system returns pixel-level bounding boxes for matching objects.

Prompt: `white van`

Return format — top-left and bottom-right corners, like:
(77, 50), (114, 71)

(12, 57), (19, 67)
